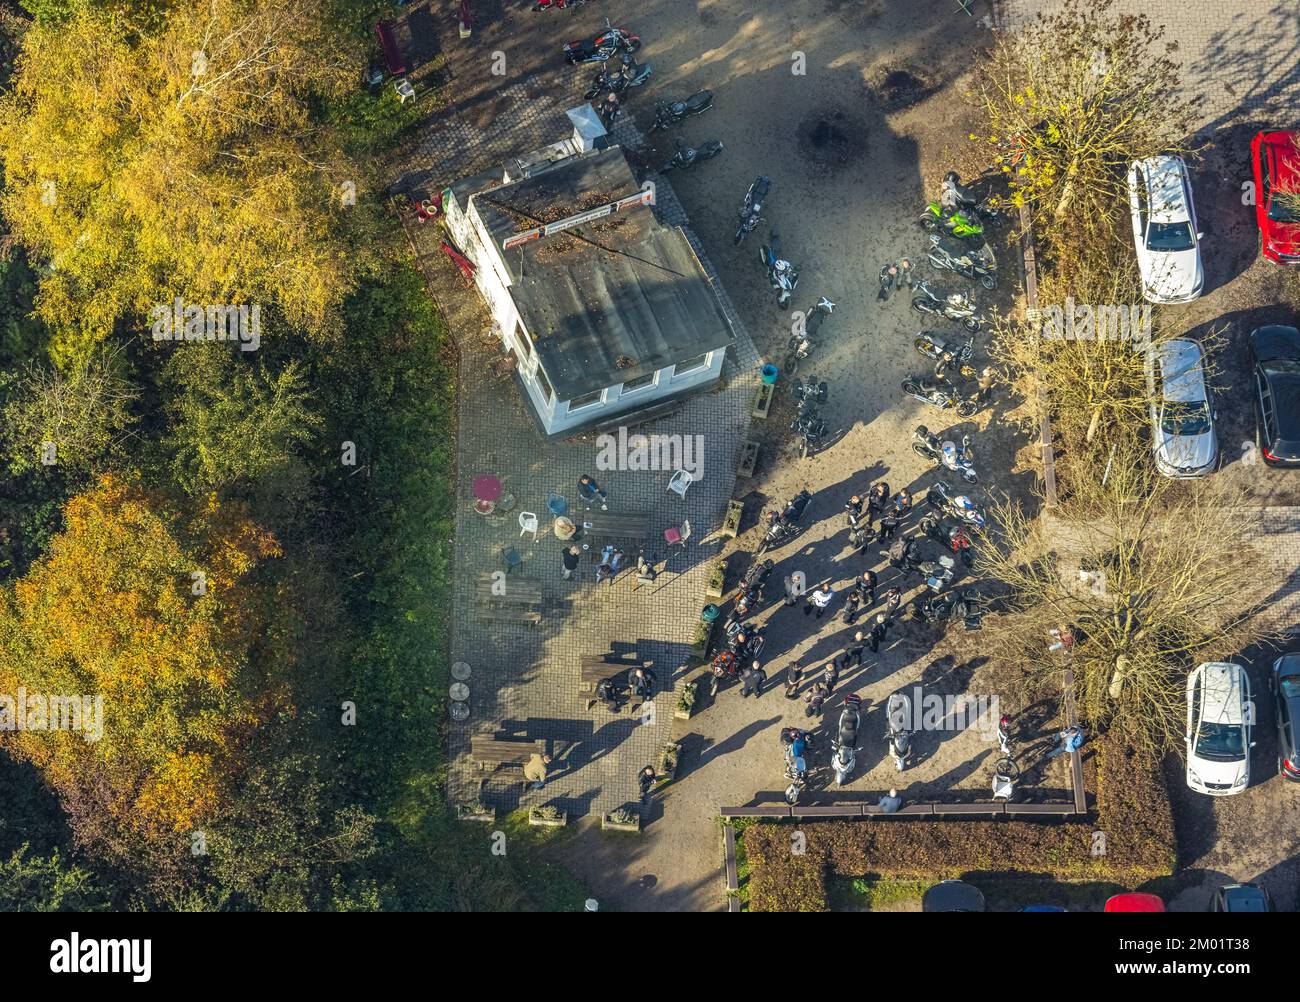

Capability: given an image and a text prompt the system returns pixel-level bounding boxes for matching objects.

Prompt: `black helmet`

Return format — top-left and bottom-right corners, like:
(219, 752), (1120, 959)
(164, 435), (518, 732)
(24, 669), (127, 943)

(944, 170), (960, 183)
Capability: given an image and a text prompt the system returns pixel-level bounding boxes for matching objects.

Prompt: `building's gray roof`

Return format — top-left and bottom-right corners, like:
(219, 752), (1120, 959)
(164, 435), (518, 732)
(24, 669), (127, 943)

(471, 147), (733, 400)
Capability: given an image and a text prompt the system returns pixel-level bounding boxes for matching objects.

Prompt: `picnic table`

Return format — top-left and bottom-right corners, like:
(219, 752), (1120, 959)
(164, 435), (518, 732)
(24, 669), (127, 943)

(582, 511), (652, 541)
(470, 735), (545, 770)
(578, 652), (644, 692)
(474, 573), (542, 625)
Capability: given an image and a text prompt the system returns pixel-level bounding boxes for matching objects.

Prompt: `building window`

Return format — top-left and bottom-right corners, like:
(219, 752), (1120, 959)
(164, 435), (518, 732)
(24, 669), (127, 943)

(567, 389), (604, 412)
(514, 320), (532, 358)
(672, 352), (710, 377)
(534, 363), (554, 404)
(620, 371), (657, 393)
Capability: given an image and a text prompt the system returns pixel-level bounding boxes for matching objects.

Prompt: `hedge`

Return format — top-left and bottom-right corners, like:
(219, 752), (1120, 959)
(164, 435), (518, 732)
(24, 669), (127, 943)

(740, 726), (1176, 911)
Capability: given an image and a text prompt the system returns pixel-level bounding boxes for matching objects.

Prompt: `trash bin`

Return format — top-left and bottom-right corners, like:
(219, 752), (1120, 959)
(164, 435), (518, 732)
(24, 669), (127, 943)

(701, 604), (720, 624)
(761, 364), (779, 385)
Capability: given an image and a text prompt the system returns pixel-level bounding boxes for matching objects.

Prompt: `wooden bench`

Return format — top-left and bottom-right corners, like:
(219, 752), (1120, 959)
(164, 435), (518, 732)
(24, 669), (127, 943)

(579, 653), (643, 692)
(474, 605), (542, 626)
(375, 20), (408, 76)
(470, 736), (545, 770)
(583, 511), (652, 541)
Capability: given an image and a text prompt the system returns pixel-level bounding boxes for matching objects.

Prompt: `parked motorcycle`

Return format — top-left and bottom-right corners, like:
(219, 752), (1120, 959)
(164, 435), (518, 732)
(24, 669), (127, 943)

(583, 55), (651, 98)
(914, 330), (975, 373)
(734, 175), (769, 245)
(912, 279), (981, 332)
(914, 589), (985, 629)
(738, 557), (774, 596)
(791, 375), (828, 410)
(659, 136), (723, 172)
(926, 480), (986, 530)
(918, 201), (986, 243)
(760, 232), (799, 308)
(757, 490), (812, 555)
(912, 425), (978, 484)
(650, 89), (713, 131)
(533, 0), (587, 9)
(941, 171), (1005, 227)
(927, 232), (997, 290)
(784, 748), (808, 805)
(563, 21), (641, 64)
(996, 713), (1013, 756)
(901, 376), (979, 418)
(920, 511), (973, 552)
(784, 296), (834, 374)
(792, 410), (827, 458)
(886, 691), (913, 771)
(831, 693), (862, 786)
(916, 553), (956, 594)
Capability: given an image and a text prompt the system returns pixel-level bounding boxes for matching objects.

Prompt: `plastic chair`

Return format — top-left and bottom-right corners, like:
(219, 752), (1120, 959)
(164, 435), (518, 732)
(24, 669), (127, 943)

(667, 469), (693, 500)
(663, 518), (692, 548)
(547, 491), (568, 517)
(519, 512), (539, 539)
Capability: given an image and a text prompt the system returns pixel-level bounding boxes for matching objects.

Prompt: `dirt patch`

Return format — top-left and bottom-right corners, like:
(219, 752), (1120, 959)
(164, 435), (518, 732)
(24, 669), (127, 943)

(796, 108), (867, 176)
(871, 65), (936, 113)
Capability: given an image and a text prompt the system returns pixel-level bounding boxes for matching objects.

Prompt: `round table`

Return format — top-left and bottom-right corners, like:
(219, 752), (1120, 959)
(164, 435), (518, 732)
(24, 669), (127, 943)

(450, 682), (470, 702)
(451, 661), (472, 681)
(449, 701), (470, 722)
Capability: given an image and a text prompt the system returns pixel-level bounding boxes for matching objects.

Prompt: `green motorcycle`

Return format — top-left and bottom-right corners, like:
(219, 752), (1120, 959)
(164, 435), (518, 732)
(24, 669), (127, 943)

(918, 201), (985, 243)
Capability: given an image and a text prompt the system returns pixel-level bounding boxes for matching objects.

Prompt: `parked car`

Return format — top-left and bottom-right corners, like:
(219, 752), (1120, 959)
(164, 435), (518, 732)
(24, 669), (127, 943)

(1104, 892), (1165, 912)
(1209, 883), (1272, 912)
(1248, 324), (1300, 466)
(1251, 130), (1300, 265)
(1270, 653), (1300, 781)
(1185, 662), (1253, 796)
(1145, 338), (1218, 477)
(1127, 155), (1204, 302)
(921, 879), (986, 912)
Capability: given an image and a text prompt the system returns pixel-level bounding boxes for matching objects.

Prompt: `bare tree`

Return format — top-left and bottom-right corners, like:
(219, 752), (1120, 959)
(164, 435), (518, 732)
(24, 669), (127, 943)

(972, 0), (1197, 274)
(976, 448), (1277, 760)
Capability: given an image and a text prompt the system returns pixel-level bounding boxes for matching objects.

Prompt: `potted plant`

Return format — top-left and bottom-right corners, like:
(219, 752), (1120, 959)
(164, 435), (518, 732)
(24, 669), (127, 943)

(705, 560), (727, 599)
(689, 617), (715, 660)
(528, 804), (567, 828)
(674, 684), (697, 721)
(602, 806), (642, 833)
(457, 801), (495, 824)
(658, 741), (682, 780)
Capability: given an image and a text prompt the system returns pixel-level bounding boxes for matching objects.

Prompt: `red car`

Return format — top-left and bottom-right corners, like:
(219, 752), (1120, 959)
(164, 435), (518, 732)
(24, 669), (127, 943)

(1252, 130), (1300, 264)
(1104, 892), (1166, 912)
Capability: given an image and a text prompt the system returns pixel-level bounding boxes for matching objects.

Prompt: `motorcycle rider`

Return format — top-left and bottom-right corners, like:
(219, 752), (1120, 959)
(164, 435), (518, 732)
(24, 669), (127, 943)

(867, 481), (891, 520)
(599, 90), (620, 126)
(934, 350), (957, 381)
(844, 494), (866, 527)
(803, 681), (829, 717)
(784, 662), (804, 698)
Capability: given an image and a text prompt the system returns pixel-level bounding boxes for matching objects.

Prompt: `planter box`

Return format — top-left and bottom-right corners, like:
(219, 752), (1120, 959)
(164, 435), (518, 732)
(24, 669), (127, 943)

(658, 742), (682, 780)
(736, 440), (760, 478)
(527, 810), (567, 828)
(688, 619), (715, 660)
(752, 381), (774, 418)
(456, 805), (496, 824)
(704, 561), (727, 599)
(602, 813), (642, 833)
(721, 498), (744, 539)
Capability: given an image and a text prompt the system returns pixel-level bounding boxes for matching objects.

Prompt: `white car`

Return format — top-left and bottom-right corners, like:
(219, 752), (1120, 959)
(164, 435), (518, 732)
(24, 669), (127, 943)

(1185, 662), (1253, 796)
(1128, 155), (1204, 303)
(1145, 338), (1219, 477)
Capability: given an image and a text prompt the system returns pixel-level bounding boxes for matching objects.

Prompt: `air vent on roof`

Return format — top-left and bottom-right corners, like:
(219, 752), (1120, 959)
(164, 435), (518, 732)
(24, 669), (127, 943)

(615, 355), (637, 368)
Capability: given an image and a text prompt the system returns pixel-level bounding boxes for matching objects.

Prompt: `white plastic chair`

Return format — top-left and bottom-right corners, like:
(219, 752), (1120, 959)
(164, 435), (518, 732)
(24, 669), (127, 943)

(519, 511), (539, 539)
(667, 469), (694, 499)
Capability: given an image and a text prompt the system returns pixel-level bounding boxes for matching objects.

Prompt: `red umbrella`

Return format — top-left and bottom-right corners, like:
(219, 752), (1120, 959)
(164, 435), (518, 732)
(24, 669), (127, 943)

(472, 473), (502, 503)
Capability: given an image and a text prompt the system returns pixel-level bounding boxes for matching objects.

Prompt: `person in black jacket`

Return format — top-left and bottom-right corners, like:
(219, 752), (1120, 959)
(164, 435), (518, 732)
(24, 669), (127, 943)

(868, 614), (890, 653)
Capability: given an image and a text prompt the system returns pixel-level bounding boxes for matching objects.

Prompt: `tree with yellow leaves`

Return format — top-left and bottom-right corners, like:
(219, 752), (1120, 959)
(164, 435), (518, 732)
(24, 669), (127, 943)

(0, 473), (284, 853)
(0, 0), (369, 364)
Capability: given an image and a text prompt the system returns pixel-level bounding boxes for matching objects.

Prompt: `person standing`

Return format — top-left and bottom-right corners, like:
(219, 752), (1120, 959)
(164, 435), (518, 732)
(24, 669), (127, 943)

(578, 474), (608, 509)
(977, 366), (997, 405)
(803, 582), (834, 619)
(638, 765), (656, 803)
(524, 753), (552, 791)
(803, 681), (828, 717)
(783, 662), (804, 699)
(858, 569), (878, 605)
(841, 586), (861, 625)
(841, 632), (867, 670)
(868, 614), (889, 653)
(822, 661), (839, 694)
(844, 494), (866, 528)
(877, 509), (901, 543)
(561, 545), (581, 580)
(601, 91), (621, 127)
(881, 586), (903, 618)
(892, 489), (913, 520)
(867, 481), (891, 521)
(740, 661), (767, 698)
(782, 572), (803, 607)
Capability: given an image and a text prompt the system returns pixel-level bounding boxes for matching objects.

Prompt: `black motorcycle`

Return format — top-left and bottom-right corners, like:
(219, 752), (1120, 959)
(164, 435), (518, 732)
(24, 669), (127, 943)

(942, 171), (1005, 228)
(660, 137), (723, 172)
(583, 55), (652, 99)
(756, 490), (812, 555)
(913, 588), (985, 629)
(734, 175), (769, 245)
(792, 410), (827, 459)
(651, 89), (713, 131)
(791, 375), (828, 411)
(563, 21), (641, 64)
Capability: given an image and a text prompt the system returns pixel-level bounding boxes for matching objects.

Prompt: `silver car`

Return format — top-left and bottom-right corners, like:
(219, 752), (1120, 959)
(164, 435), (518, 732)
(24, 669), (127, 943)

(1146, 338), (1218, 477)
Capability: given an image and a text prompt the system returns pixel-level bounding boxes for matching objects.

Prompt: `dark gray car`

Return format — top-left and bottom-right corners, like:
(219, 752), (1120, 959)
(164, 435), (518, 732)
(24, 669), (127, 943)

(1271, 653), (1300, 781)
